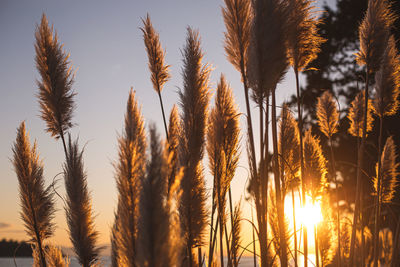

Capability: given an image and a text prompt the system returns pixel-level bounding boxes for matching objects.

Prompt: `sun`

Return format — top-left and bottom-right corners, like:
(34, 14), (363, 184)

(285, 193), (323, 231)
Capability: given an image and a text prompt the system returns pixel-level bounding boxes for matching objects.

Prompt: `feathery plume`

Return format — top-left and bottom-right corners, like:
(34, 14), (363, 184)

(178, 27), (210, 263)
(356, 0), (396, 73)
(33, 245), (69, 267)
(373, 35), (400, 117)
(113, 89), (147, 266)
(110, 219), (121, 267)
(348, 90), (374, 138)
(222, 0), (252, 73)
(35, 14), (75, 141)
(317, 197), (336, 267)
(279, 104), (300, 191)
(373, 136), (399, 203)
(316, 91), (339, 138)
(303, 130), (327, 200)
(247, 0), (289, 102)
(63, 137), (100, 267)
(141, 14), (170, 93)
(379, 228), (393, 266)
(166, 105), (180, 192)
(286, 0), (324, 72)
(230, 202), (242, 267)
(12, 122), (55, 267)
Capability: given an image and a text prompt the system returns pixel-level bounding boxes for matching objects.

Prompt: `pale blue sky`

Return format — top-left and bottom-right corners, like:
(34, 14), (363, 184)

(0, 0), (335, 246)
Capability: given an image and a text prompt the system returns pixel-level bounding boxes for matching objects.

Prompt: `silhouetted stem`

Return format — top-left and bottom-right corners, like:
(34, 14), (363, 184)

(157, 90), (169, 141)
(349, 68), (369, 265)
(294, 68), (307, 267)
(292, 189), (298, 267)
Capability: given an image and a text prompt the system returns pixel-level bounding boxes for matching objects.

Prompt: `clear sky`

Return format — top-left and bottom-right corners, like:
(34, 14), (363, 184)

(0, 0), (336, 248)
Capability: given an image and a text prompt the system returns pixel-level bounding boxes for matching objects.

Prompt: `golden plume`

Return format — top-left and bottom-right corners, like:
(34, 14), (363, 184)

(35, 14), (75, 142)
(230, 202), (242, 267)
(178, 27), (211, 263)
(356, 0), (396, 73)
(33, 245), (70, 267)
(63, 137), (100, 267)
(348, 90), (374, 138)
(303, 129), (327, 200)
(287, 0), (325, 72)
(12, 122), (55, 267)
(279, 104), (300, 191)
(373, 35), (400, 117)
(166, 105), (180, 192)
(113, 89), (147, 266)
(141, 14), (170, 94)
(374, 136), (399, 203)
(222, 0), (252, 74)
(316, 91), (339, 138)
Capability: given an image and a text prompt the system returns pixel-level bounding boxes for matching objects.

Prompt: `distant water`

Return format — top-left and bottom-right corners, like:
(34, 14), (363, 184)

(0, 257), (257, 266)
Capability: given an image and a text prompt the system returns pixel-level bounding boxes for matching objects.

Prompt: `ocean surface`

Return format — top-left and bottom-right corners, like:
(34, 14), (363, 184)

(0, 257), (257, 266)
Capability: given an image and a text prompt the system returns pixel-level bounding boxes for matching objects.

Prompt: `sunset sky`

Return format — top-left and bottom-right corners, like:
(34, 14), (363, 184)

(0, 0), (335, 248)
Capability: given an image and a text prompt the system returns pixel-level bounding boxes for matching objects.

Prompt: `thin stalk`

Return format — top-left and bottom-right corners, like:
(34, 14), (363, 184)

(198, 247), (202, 267)
(361, 186), (365, 266)
(314, 225), (319, 267)
(29, 196), (47, 267)
(292, 189), (298, 267)
(373, 116), (384, 266)
(211, 216), (220, 266)
(328, 137), (341, 267)
(208, 188), (217, 267)
(251, 207), (257, 267)
(294, 68), (307, 267)
(157, 90), (169, 141)
(60, 130), (68, 158)
(224, 224), (232, 267)
(228, 188), (237, 267)
(219, 197), (224, 267)
(349, 69), (369, 265)
(271, 89), (288, 267)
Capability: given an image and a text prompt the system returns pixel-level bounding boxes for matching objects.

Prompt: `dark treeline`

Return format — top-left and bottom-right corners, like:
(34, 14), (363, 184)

(0, 239), (33, 257)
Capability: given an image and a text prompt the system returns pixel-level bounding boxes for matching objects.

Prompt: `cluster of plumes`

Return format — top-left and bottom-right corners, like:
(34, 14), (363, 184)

(286, 0), (325, 72)
(222, 0), (252, 74)
(35, 14), (75, 140)
(12, 122), (55, 267)
(178, 28), (210, 252)
(137, 125), (182, 267)
(316, 91), (339, 138)
(207, 75), (240, 221)
(379, 228), (393, 265)
(373, 35), (400, 117)
(303, 130), (327, 200)
(112, 90), (147, 266)
(141, 14), (170, 94)
(348, 90), (374, 137)
(33, 245), (70, 267)
(63, 137), (100, 267)
(373, 136), (399, 203)
(356, 0), (396, 72)
(247, 0), (289, 102)
(279, 105), (300, 194)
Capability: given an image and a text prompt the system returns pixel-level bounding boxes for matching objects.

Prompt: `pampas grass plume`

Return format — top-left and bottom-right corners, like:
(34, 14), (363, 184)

(63, 137), (100, 267)
(373, 136), (399, 203)
(348, 90), (374, 137)
(35, 14), (75, 140)
(316, 91), (339, 138)
(373, 35), (400, 117)
(12, 122), (55, 267)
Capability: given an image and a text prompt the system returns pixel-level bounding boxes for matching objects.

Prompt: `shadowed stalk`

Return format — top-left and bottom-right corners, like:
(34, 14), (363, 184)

(35, 14), (76, 155)
(63, 137), (100, 267)
(230, 202), (242, 267)
(12, 122), (56, 267)
(141, 14), (171, 140)
(178, 28), (210, 267)
(113, 89), (147, 267)
(350, 0), (395, 264)
(316, 91), (340, 266)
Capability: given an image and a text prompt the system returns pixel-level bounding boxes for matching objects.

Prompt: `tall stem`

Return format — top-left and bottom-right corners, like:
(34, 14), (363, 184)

(208, 188), (217, 267)
(228, 188), (237, 266)
(157, 90), (169, 141)
(328, 137), (341, 267)
(271, 89), (288, 267)
(314, 224), (319, 267)
(294, 68), (307, 267)
(251, 207), (257, 267)
(29, 195), (47, 267)
(292, 188), (298, 267)
(373, 116), (384, 266)
(349, 69), (369, 265)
